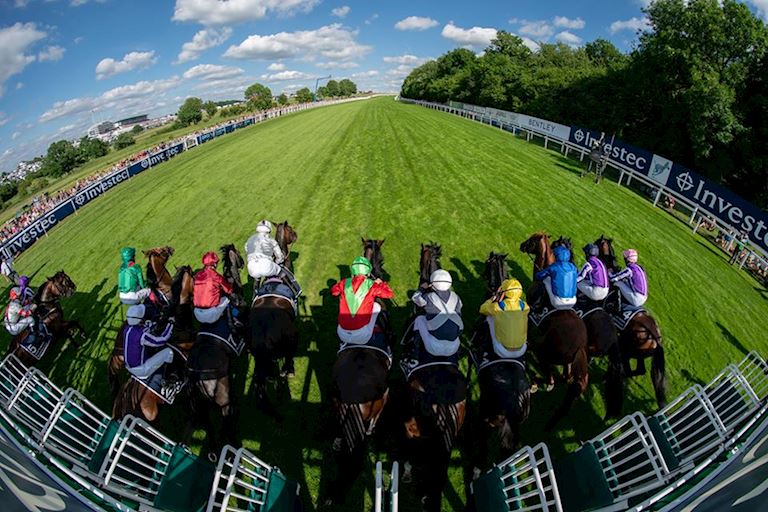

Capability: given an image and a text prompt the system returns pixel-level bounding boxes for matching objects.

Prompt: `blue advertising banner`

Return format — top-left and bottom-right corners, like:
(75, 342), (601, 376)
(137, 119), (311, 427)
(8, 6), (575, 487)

(225, 124), (235, 133)
(214, 127), (226, 137)
(127, 159), (148, 177)
(145, 142), (184, 167)
(569, 126), (655, 175)
(197, 131), (215, 144)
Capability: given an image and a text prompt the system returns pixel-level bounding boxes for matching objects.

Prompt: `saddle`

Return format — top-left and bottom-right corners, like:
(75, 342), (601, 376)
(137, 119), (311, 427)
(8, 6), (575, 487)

(18, 324), (53, 361)
(399, 321), (460, 382)
(253, 278), (297, 315)
(131, 363), (186, 404)
(196, 316), (245, 356)
(574, 294), (606, 320)
(612, 303), (647, 331)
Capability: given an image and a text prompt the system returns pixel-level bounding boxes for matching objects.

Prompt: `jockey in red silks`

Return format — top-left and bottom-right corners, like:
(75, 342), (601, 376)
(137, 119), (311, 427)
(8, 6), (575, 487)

(331, 256), (393, 345)
(193, 251), (233, 324)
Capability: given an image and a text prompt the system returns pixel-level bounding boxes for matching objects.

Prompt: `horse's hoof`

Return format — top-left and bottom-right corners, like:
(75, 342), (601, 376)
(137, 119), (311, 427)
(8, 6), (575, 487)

(472, 467), (481, 480)
(401, 462), (413, 484)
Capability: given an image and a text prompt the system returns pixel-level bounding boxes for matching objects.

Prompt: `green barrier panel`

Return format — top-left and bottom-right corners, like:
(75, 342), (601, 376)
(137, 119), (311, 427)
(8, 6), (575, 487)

(554, 444), (614, 512)
(647, 416), (681, 471)
(86, 420), (119, 474)
(154, 445), (216, 512)
(472, 466), (509, 512)
(265, 470), (299, 512)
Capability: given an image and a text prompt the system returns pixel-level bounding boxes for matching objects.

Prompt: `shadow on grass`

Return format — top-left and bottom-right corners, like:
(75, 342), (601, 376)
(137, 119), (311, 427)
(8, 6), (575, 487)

(717, 321), (750, 357)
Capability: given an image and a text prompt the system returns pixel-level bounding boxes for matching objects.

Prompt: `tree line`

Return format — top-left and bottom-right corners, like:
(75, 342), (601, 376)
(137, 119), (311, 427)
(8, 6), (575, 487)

(401, 0), (768, 208)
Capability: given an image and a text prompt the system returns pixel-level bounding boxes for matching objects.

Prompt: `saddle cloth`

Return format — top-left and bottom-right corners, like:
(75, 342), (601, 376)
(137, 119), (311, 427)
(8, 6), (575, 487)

(19, 325), (53, 361)
(197, 316), (245, 356)
(612, 303), (647, 331)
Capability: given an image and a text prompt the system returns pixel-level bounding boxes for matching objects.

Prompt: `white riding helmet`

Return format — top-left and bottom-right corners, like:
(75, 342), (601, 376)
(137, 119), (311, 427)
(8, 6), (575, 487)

(126, 304), (145, 326)
(256, 219), (272, 234)
(430, 269), (452, 292)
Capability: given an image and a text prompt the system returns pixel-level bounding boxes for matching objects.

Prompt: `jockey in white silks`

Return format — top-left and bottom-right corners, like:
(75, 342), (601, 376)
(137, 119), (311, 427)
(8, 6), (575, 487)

(245, 220), (285, 280)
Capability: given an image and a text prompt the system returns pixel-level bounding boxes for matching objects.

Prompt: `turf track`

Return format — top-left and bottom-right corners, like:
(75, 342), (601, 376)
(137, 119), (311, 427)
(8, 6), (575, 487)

(2, 96), (767, 510)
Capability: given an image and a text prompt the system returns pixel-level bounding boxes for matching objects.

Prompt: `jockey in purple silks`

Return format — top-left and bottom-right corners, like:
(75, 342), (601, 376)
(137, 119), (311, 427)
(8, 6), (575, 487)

(123, 304), (175, 380)
(576, 244), (610, 301)
(610, 249), (648, 307)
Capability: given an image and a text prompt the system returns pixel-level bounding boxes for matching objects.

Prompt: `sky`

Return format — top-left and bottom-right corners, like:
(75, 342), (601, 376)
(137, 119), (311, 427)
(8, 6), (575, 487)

(0, 0), (767, 173)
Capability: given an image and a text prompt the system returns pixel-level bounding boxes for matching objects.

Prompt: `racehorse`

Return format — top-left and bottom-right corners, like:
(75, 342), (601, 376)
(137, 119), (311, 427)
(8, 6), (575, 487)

(324, 239), (392, 505)
(110, 266), (195, 419)
(550, 237), (624, 419)
(519, 233), (589, 431)
(6, 271), (84, 366)
(275, 220), (298, 272)
(107, 265), (194, 397)
(595, 235), (666, 408)
(144, 246), (175, 302)
(468, 252), (530, 469)
(184, 244), (247, 460)
(400, 243), (467, 511)
(249, 222), (299, 415)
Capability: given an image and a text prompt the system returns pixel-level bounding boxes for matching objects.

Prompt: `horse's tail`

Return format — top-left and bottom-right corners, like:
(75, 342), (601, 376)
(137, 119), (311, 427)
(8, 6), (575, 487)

(108, 329), (125, 398)
(545, 347), (588, 431)
(651, 342), (667, 409)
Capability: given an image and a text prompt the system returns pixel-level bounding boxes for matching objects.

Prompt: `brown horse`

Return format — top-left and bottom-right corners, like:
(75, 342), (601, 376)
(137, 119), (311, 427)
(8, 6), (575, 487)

(275, 220), (298, 272)
(324, 239), (392, 506)
(144, 246), (175, 301)
(6, 271), (84, 366)
(107, 265), (194, 397)
(519, 232), (589, 431)
(400, 242), (467, 511)
(595, 235), (666, 408)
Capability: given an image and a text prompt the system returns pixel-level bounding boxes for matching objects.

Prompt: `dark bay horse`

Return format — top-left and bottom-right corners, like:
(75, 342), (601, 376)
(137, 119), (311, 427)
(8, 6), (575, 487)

(184, 244), (247, 459)
(551, 237), (624, 419)
(325, 239), (392, 505)
(250, 222), (299, 415)
(400, 242), (467, 511)
(107, 265), (194, 397)
(469, 252), (530, 469)
(596, 235), (666, 408)
(519, 233), (589, 431)
(6, 271), (84, 366)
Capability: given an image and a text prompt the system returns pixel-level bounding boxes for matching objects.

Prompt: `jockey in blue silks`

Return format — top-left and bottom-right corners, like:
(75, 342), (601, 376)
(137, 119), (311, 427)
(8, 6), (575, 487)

(534, 245), (577, 309)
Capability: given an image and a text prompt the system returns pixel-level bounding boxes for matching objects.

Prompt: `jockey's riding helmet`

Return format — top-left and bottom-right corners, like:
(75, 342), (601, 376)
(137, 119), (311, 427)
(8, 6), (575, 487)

(583, 244), (599, 257)
(127, 304), (146, 326)
(202, 251), (219, 267)
(256, 219), (272, 234)
(623, 249), (638, 264)
(430, 269), (452, 291)
(350, 256), (372, 276)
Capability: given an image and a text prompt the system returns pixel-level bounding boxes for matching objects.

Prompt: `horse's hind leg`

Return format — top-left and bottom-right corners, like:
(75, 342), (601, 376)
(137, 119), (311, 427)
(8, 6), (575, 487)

(215, 377), (239, 449)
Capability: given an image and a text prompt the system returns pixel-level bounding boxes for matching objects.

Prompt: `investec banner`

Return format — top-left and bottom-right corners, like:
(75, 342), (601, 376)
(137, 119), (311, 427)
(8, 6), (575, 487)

(569, 126), (656, 175)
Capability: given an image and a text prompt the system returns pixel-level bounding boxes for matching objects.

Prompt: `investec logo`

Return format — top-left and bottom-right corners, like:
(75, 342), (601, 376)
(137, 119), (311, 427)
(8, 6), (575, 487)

(574, 129), (647, 172)
(675, 172), (768, 247)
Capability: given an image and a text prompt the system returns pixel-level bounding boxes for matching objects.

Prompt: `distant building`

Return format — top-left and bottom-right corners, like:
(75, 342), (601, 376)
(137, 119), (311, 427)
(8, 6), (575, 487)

(115, 114), (149, 128)
(87, 121), (115, 137)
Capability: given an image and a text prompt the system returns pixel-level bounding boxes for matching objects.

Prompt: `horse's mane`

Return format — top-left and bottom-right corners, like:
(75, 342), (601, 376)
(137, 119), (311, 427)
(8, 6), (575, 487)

(171, 265), (192, 306)
(146, 261), (158, 287)
(485, 252), (508, 295)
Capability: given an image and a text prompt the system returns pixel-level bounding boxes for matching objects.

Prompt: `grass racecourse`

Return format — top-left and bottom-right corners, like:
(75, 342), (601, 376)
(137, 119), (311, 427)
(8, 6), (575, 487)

(3, 96), (768, 510)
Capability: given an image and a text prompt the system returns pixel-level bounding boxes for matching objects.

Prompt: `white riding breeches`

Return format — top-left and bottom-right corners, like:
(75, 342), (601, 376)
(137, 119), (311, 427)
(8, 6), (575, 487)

(616, 281), (647, 307)
(5, 316), (34, 336)
(543, 277), (576, 309)
(119, 289), (151, 305)
(127, 348), (174, 380)
(247, 257), (281, 279)
(577, 281), (609, 301)
(337, 302), (380, 345)
(194, 297), (230, 324)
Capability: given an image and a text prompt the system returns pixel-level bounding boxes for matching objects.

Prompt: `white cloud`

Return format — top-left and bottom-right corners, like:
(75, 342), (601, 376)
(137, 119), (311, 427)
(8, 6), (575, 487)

(0, 113), (9, 127)
(70, 0), (108, 6)
(172, 0), (320, 25)
(38, 45), (65, 62)
(520, 37), (540, 52)
(383, 54), (428, 65)
(95, 51), (156, 80)
(223, 24), (371, 62)
(260, 70), (313, 81)
(351, 70), (378, 78)
(74, 36), (85, 44)
(749, 0), (768, 19)
(267, 62), (285, 71)
(555, 31), (582, 47)
(16, 82), (24, 90)
(331, 6), (350, 18)
(183, 63), (243, 80)
(12, 132), (21, 140)
(315, 61), (358, 69)
(40, 76), (182, 122)
(518, 20), (554, 39)
(365, 13), (379, 25)
(394, 16), (439, 31)
(0, 22), (46, 98)
(441, 23), (497, 47)
(176, 27), (232, 64)
(553, 16), (585, 30)
(610, 17), (651, 34)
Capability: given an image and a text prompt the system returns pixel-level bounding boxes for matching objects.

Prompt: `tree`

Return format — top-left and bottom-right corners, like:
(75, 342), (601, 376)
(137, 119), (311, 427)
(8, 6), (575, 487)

(202, 100), (218, 117)
(486, 31), (531, 61)
(113, 132), (136, 150)
(177, 97), (203, 126)
(584, 39), (627, 68)
(338, 79), (357, 96)
(40, 140), (79, 178)
(131, 124), (144, 134)
(316, 85), (329, 98)
(78, 136), (109, 162)
(277, 93), (288, 105)
(244, 83), (273, 111)
(295, 87), (313, 103)
(325, 79), (340, 97)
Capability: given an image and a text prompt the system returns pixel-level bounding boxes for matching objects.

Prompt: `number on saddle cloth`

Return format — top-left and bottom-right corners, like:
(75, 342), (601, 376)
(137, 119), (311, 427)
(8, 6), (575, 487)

(132, 367), (185, 404)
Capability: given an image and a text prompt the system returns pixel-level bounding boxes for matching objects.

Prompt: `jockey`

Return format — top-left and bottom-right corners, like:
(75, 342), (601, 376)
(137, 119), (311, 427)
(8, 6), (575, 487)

(576, 244), (610, 301)
(331, 256), (394, 346)
(245, 220), (301, 296)
(4, 275), (37, 341)
(407, 269), (463, 359)
(534, 245), (577, 309)
(193, 251), (240, 327)
(477, 278), (529, 360)
(118, 247), (151, 305)
(123, 304), (178, 393)
(0, 255), (19, 284)
(610, 249), (648, 307)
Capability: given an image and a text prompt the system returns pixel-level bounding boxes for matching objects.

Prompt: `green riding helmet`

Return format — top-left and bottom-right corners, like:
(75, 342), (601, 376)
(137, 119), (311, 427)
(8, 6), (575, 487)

(121, 247), (136, 268)
(350, 256), (373, 277)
